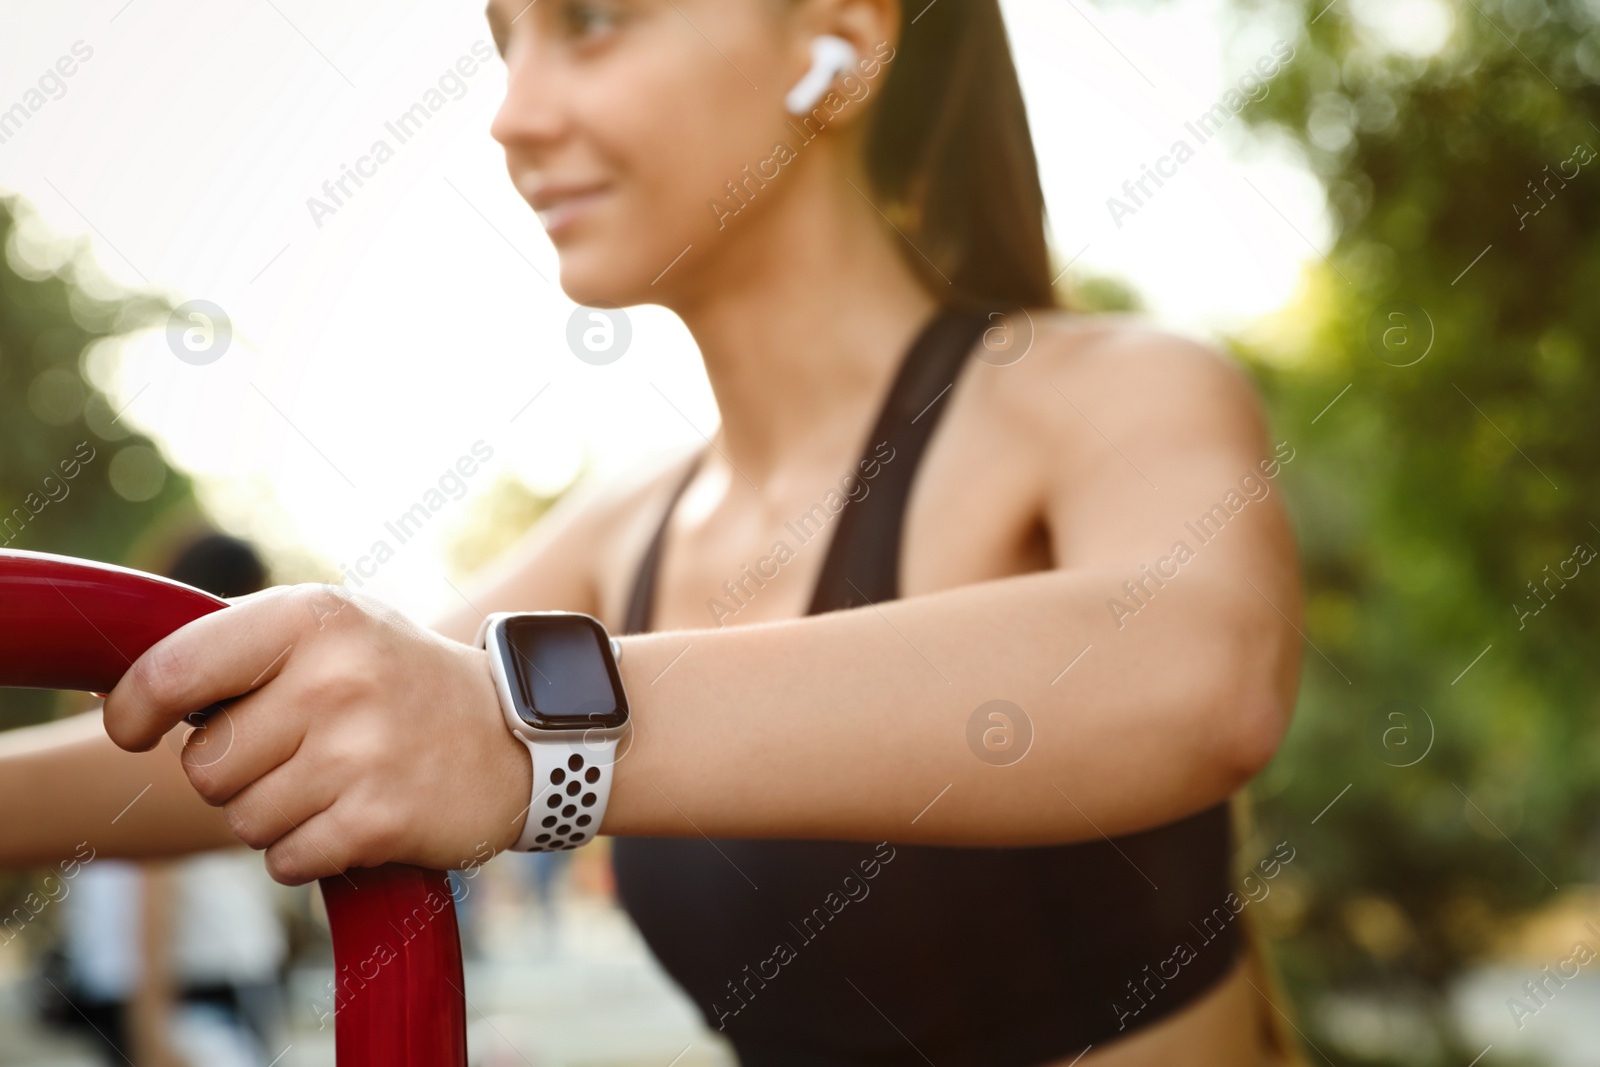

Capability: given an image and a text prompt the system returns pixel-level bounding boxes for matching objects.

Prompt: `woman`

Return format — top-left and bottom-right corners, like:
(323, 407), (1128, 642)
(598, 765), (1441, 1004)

(0, 0), (1302, 1063)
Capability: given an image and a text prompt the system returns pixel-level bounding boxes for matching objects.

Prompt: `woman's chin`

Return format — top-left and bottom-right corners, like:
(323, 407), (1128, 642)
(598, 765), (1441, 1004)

(556, 250), (660, 310)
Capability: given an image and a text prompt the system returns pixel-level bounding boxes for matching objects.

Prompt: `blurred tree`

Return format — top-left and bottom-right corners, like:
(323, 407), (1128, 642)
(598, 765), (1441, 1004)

(1155, 0), (1600, 1061)
(0, 194), (197, 729)
(1061, 270), (1146, 313)
(445, 470), (564, 579)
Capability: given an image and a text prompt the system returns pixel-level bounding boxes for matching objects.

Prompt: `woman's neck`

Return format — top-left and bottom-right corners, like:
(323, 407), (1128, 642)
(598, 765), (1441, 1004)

(671, 164), (939, 484)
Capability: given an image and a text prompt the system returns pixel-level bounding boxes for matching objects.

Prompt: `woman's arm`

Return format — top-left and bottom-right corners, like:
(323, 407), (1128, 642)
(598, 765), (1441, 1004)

(611, 565), (1285, 844)
(0, 465), (631, 868)
(99, 329), (1299, 882)
(0, 713), (235, 865)
(605, 329), (1300, 843)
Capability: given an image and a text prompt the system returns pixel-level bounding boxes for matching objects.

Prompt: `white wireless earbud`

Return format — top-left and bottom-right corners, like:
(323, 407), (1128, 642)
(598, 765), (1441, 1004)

(784, 35), (859, 115)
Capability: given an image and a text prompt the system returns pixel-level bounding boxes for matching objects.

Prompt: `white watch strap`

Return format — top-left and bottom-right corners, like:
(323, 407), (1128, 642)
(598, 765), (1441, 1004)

(513, 733), (617, 852)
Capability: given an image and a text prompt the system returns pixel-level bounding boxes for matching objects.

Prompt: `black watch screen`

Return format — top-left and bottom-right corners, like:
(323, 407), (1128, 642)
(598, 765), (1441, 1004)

(498, 614), (629, 731)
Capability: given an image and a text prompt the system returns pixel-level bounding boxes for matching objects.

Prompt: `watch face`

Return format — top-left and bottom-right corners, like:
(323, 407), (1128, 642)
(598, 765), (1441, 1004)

(499, 614), (628, 732)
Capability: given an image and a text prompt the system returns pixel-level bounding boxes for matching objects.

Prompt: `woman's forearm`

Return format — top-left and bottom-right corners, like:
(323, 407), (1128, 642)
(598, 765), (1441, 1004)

(607, 565), (1296, 845)
(0, 711), (235, 866)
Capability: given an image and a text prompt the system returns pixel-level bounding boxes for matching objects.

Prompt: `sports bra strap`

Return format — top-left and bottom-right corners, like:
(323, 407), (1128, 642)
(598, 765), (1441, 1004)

(621, 454), (702, 636)
(807, 310), (989, 612)
(621, 309), (989, 635)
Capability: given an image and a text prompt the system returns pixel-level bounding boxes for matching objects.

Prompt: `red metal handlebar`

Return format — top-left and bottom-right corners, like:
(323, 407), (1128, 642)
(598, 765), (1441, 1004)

(0, 549), (469, 1067)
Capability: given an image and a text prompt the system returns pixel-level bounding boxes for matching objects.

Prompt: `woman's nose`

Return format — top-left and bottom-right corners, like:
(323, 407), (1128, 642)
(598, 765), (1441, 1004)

(490, 54), (569, 151)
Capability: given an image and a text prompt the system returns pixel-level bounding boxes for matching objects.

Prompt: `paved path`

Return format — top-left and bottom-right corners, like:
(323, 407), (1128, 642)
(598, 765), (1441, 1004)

(0, 893), (735, 1067)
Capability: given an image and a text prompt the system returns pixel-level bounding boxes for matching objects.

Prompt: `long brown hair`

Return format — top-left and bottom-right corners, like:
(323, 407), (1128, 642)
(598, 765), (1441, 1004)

(864, 0), (1056, 311)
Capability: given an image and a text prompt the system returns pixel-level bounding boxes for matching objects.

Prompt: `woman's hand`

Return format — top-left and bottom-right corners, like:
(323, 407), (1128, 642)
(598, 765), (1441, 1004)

(102, 585), (531, 884)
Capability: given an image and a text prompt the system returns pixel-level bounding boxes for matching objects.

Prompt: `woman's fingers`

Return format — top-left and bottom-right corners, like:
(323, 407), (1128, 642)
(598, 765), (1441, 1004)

(215, 710), (409, 876)
(176, 687), (305, 808)
(100, 579), (523, 879)
(219, 751), (342, 855)
(262, 798), (399, 886)
(103, 585), (329, 751)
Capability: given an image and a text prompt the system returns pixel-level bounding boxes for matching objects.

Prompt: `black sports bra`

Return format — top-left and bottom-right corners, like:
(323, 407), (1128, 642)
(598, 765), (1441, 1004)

(611, 311), (1238, 1065)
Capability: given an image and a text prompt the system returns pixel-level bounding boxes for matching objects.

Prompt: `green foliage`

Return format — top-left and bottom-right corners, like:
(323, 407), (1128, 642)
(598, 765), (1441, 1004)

(445, 471), (564, 579)
(0, 195), (197, 728)
(1190, 0), (1600, 1059)
(1063, 270), (1146, 313)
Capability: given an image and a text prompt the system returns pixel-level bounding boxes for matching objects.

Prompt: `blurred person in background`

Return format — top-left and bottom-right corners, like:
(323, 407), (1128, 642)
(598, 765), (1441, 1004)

(520, 850), (572, 943)
(449, 848), (572, 959)
(48, 533), (286, 1067)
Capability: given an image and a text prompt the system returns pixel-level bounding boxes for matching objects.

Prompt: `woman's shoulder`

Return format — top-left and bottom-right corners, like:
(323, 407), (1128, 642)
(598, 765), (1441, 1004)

(436, 446), (699, 633)
(983, 309), (1256, 396)
(553, 446), (700, 557)
(963, 309), (1268, 452)
(557, 445), (702, 621)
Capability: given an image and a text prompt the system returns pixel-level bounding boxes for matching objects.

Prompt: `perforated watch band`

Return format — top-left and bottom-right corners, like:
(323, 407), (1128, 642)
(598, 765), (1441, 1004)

(513, 733), (617, 852)
(476, 611), (627, 855)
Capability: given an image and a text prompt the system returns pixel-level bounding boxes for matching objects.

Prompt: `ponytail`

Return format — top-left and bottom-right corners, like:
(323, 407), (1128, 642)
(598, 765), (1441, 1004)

(865, 0), (1056, 311)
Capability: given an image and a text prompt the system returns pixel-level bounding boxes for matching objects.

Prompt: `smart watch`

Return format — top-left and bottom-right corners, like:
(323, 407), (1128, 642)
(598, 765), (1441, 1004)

(474, 612), (630, 852)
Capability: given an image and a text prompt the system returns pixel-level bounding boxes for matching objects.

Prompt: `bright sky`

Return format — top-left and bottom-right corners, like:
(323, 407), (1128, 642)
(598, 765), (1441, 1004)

(1, 0), (1387, 620)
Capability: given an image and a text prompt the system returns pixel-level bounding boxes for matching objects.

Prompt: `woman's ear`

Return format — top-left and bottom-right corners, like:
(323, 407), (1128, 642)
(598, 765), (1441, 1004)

(784, 0), (901, 122)
(823, 0), (900, 61)
(785, 35), (859, 113)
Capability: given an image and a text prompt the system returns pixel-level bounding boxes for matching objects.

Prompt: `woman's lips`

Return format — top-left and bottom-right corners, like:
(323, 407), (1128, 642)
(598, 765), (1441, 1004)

(520, 179), (611, 238)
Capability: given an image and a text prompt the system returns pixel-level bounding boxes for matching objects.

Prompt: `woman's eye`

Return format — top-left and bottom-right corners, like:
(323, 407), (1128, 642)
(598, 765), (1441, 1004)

(563, 0), (621, 39)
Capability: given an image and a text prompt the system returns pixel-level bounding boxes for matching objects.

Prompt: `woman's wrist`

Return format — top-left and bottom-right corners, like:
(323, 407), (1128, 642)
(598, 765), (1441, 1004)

(603, 631), (717, 839)
(457, 641), (534, 856)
